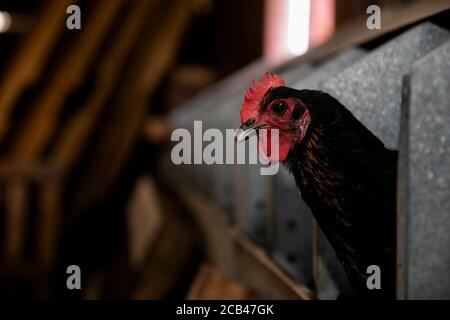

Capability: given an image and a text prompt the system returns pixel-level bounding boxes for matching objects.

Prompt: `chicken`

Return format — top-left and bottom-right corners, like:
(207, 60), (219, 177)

(237, 73), (397, 299)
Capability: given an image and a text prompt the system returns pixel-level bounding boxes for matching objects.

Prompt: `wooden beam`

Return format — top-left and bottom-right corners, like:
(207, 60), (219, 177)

(0, 0), (76, 141)
(50, 0), (157, 172)
(9, 0), (122, 159)
(0, 162), (58, 180)
(71, 0), (193, 215)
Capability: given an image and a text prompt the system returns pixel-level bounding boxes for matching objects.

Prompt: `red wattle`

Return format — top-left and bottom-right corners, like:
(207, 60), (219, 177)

(258, 130), (291, 163)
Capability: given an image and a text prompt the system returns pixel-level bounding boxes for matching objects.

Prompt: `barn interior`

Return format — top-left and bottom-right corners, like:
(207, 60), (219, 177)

(0, 0), (449, 300)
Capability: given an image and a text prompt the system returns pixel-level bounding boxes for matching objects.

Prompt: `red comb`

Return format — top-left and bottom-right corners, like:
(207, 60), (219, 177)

(240, 72), (285, 123)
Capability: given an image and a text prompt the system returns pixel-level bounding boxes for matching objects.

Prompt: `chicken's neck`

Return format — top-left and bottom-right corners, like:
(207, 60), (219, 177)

(285, 124), (348, 214)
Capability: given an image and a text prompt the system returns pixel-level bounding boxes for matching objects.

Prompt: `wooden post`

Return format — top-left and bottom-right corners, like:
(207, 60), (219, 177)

(5, 179), (27, 263)
(9, 0), (122, 159)
(0, 0), (76, 141)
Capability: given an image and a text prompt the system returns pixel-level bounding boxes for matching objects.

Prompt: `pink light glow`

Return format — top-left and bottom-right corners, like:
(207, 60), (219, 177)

(264, 0), (335, 64)
(309, 0), (335, 48)
(264, 0), (290, 63)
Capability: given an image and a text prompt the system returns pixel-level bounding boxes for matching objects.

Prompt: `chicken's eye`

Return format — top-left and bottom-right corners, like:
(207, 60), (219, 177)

(271, 101), (288, 115)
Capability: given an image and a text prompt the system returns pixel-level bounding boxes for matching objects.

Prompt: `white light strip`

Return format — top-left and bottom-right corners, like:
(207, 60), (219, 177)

(287, 0), (311, 56)
(0, 11), (12, 33)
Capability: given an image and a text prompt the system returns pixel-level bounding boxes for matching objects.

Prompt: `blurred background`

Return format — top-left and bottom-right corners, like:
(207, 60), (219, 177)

(0, 0), (449, 299)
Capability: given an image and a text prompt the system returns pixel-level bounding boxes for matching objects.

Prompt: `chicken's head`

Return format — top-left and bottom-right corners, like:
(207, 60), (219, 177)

(237, 72), (311, 162)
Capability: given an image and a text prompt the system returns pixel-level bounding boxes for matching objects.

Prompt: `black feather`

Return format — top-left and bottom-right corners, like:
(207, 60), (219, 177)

(273, 88), (397, 299)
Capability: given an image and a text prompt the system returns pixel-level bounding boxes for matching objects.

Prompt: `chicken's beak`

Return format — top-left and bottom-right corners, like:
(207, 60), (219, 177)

(235, 123), (258, 144)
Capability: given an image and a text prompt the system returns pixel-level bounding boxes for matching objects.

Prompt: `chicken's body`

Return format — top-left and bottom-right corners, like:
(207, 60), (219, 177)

(238, 74), (397, 299)
(283, 90), (397, 299)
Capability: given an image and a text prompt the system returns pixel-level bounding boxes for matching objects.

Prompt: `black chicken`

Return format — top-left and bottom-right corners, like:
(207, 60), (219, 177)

(237, 73), (397, 299)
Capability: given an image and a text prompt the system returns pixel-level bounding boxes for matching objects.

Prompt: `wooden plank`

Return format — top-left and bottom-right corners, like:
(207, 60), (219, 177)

(9, 0), (122, 159)
(131, 197), (195, 299)
(50, 0), (157, 172)
(37, 178), (60, 267)
(187, 264), (253, 300)
(0, 162), (59, 263)
(0, 162), (60, 299)
(0, 0), (76, 141)
(71, 0), (192, 215)
(126, 176), (163, 270)
(0, 162), (57, 180)
(176, 183), (313, 299)
(161, 160), (315, 300)
(4, 179), (27, 263)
